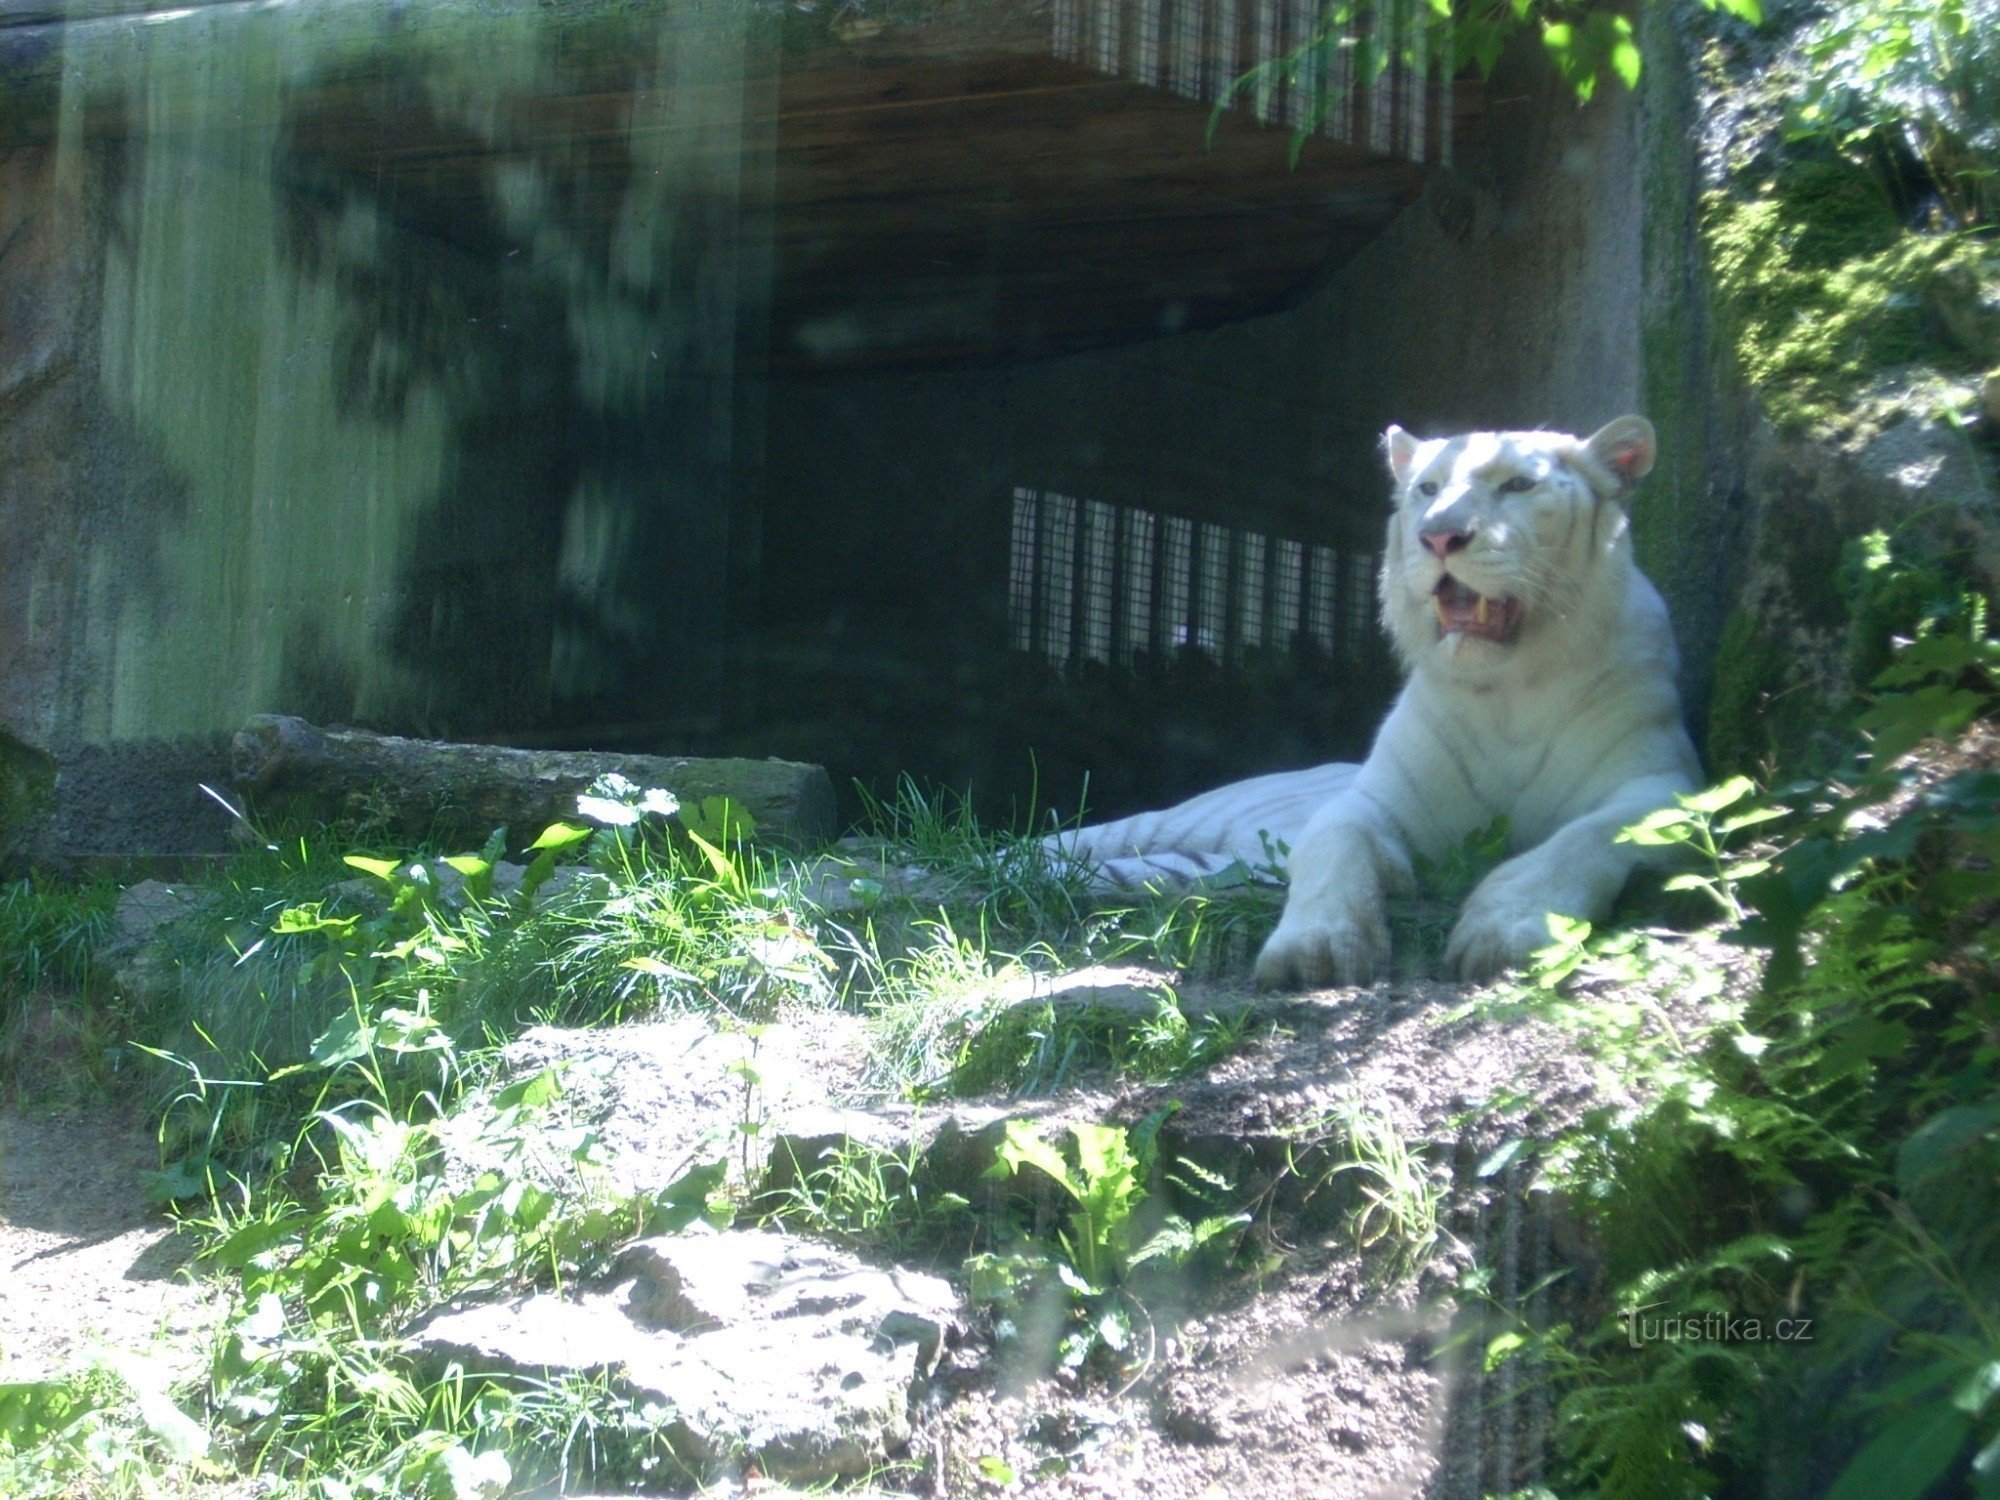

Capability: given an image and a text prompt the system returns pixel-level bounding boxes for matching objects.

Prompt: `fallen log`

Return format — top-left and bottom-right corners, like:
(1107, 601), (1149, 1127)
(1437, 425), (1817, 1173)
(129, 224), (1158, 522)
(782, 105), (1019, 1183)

(231, 715), (837, 852)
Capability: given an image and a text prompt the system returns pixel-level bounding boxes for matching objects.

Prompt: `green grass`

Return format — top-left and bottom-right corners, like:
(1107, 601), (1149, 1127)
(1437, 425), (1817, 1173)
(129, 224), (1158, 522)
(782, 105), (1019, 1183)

(0, 875), (117, 993)
(0, 876), (122, 1104)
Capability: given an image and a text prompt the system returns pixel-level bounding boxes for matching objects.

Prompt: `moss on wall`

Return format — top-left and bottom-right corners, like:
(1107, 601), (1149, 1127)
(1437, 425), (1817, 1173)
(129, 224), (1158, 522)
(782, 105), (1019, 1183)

(1688, 8), (2000, 781)
(0, 731), (56, 871)
(1705, 156), (1996, 441)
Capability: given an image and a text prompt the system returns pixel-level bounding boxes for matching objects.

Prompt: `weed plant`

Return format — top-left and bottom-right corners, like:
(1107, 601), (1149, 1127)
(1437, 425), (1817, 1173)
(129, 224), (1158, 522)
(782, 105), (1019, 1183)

(1471, 542), (2000, 1500)
(968, 1112), (1248, 1383)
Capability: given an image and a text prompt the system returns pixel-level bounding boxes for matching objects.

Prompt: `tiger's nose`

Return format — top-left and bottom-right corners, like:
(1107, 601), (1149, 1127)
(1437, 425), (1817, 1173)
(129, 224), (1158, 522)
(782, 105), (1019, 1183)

(1419, 528), (1471, 559)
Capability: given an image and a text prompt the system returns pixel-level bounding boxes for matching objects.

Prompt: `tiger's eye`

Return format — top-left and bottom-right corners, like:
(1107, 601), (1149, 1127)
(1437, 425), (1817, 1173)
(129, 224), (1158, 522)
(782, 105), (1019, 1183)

(1418, 480), (1440, 497)
(1499, 474), (1537, 493)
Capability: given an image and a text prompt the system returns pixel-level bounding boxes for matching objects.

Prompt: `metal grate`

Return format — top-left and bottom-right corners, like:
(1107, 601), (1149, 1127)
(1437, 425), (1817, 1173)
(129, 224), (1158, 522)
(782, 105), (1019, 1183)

(1010, 487), (1378, 667)
(1056, 0), (1448, 165)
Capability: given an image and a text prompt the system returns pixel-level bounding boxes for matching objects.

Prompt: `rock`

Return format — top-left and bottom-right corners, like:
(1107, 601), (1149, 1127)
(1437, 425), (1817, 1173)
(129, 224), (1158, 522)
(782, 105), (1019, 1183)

(453, 1015), (869, 1201)
(408, 1227), (958, 1487)
(1928, 256), (2000, 364)
(95, 879), (214, 1000)
(1854, 405), (1998, 515)
(231, 715), (837, 853)
(986, 961), (1213, 1020)
(0, 733), (237, 875)
(792, 838), (961, 914)
(759, 1102), (923, 1203)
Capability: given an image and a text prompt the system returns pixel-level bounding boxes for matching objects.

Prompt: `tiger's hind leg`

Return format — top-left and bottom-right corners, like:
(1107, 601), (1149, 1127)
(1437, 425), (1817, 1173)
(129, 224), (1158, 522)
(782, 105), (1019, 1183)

(1045, 763), (1361, 892)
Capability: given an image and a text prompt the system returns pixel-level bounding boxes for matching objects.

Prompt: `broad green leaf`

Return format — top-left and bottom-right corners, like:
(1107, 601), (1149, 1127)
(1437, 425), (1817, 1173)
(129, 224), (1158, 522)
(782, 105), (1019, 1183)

(1897, 1104), (2000, 1191)
(1486, 1331), (1527, 1370)
(683, 794), (752, 844)
(1717, 806), (1786, 835)
(1826, 1404), (1973, 1500)
(1586, 11), (1641, 88)
(343, 854), (402, 881)
(104, 1350), (211, 1463)
(528, 821), (592, 853)
(308, 1009), (374, 1069)
(1682, 776), (1758, 815)
(1617, 807), (1695, 844)
(1477, 1138), (1528, 1178)
(1071, 1122), (1138, 1196)
(274, 904), (359, 938)
(491, 1066), (565, 1113)
(991, 1122), (1079, 1198)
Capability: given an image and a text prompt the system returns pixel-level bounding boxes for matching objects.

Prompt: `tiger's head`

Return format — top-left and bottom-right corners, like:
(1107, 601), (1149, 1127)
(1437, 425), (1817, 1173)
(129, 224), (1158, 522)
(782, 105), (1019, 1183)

(1377, 415), (1657, 681)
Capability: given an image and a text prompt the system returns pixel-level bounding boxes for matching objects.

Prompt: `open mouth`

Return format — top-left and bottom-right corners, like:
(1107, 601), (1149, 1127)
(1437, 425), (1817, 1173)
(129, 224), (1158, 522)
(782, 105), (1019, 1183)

(1432, 576), (1523, 643)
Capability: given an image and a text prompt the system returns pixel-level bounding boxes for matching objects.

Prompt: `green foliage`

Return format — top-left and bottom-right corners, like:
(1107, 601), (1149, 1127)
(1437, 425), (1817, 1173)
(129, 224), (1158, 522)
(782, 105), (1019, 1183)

(0, 1356), (215, 1499)
(765, 1135), (969, 1255)
(853, 772), (1096, 944)
(1617, 776), (1783, 924)
(1306, 1094), (1445, 1282)
(0, 875), (123, 1103)
(1787, 0), (2000, 227)
(1474, 557), (2000, 1496)
(1413, 813), (1511, 906)
(0, 876), (115, 995)
(969, 1115), (1247, 1379)
(192, 1008), (730, 1490)
(945, 990), (1254, 1099)
(1221, 0), (1763, 165)
(1703, 166), (1993, 436)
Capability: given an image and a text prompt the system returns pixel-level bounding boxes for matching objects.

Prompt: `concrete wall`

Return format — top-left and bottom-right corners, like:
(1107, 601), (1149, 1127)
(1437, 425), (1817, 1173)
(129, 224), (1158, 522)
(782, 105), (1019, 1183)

(0, 1), (770, 753)
(0, 1), (1740, 852)
(756, 13), (1736, 817)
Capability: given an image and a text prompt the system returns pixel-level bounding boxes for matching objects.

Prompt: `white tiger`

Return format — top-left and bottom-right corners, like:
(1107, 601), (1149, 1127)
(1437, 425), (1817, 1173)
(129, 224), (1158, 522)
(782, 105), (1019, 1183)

(1049, 415), (1701, 987)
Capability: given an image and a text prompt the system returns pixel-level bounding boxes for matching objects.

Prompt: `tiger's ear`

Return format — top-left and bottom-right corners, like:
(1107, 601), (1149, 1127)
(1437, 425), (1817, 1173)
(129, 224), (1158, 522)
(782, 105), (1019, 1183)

(1384, 425), (1422, 489)
(1584, 415), (1656, 491)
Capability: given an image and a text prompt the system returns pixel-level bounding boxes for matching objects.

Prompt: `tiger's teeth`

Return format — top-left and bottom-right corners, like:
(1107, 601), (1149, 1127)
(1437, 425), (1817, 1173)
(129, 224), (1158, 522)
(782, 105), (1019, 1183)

(1435, 595), (1451, 628)
(1476, 595), (1490, 625)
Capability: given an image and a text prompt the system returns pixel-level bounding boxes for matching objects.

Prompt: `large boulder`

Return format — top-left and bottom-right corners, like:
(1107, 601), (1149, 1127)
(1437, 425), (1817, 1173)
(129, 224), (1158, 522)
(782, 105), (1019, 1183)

(409, 1227), (958, 1487)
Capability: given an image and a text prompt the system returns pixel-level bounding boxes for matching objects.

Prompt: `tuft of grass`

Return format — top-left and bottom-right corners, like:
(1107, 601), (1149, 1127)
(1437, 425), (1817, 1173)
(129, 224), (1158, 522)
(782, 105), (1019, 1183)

(947, 991), (1255, 1099)
(549, 852), (834, 1024)
(850, 914), (1047, 1096)
(764, 1134), (970, 1259)
(1090, 880), (1283, 981)
(0, 876), (123, 1103)
(1303, 1094), (1445, 1283)
(0, 876), (117, 994)
(853, 774), (1097, 946)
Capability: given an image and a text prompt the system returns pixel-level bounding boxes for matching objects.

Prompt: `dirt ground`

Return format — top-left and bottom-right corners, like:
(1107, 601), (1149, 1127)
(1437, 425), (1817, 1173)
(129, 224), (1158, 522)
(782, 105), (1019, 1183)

(0, 1106), (228, 1383)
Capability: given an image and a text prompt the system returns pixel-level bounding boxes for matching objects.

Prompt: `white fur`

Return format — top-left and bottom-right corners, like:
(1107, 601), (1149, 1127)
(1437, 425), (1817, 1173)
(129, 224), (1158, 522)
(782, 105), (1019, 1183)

(1050, 416), (1701, 986)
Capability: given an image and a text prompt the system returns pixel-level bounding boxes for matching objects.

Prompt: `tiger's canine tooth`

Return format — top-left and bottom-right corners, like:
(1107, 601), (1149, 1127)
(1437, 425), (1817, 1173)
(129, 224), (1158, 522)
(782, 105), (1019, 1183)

(1476, 595), (1490, 626)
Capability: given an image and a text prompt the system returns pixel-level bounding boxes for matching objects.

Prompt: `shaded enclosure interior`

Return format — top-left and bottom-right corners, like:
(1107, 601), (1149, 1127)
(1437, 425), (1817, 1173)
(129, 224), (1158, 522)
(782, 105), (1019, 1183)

(0, 0), (1668, 832)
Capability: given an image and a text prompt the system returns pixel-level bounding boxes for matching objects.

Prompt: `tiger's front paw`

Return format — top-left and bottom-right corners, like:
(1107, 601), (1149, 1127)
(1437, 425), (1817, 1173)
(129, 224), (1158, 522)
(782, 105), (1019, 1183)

(1445, 894), (1562, 980)
(1253, 906), (1391, 990)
